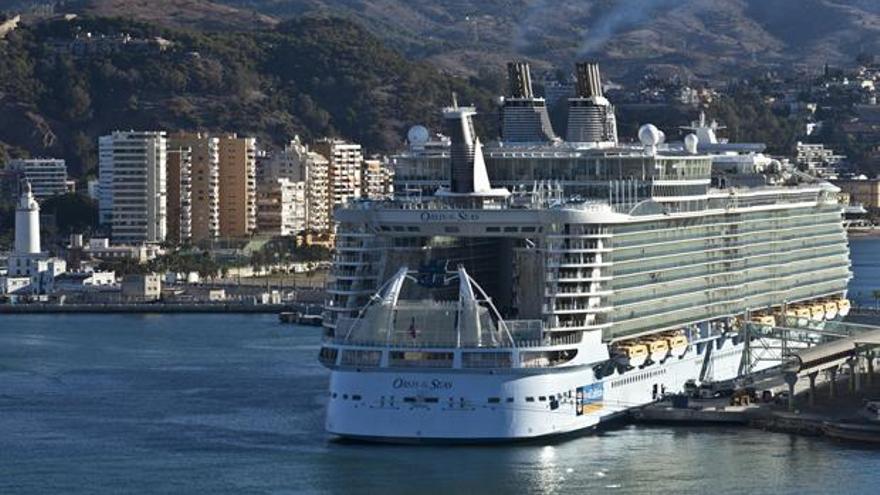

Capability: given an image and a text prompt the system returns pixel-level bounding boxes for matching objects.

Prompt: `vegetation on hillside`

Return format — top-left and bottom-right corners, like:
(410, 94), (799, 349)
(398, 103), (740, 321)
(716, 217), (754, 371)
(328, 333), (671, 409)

(0, 15), (498, 178)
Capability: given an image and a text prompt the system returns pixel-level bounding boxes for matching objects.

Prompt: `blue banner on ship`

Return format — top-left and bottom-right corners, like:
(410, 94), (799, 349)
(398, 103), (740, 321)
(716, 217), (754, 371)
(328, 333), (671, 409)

(576, 383), (604, 416)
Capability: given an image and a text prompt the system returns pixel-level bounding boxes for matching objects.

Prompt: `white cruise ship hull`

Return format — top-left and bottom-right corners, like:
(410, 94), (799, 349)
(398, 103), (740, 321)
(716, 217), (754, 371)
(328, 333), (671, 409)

(326, 338), (764, 443)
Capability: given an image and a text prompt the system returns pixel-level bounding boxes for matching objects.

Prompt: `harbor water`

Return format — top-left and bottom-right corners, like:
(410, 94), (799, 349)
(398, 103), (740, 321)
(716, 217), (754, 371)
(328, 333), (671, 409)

(1, 237), (880, 494)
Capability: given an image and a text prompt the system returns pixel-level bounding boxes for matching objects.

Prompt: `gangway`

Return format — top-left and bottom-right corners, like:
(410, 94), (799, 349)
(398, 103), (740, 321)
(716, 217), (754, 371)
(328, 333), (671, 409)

(742, 319), (880, 373)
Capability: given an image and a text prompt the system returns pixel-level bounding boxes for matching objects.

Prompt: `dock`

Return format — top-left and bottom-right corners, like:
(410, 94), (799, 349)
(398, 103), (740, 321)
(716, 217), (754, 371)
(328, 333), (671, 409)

(632, 316), (880, 444)
(0, 302), (290, 314)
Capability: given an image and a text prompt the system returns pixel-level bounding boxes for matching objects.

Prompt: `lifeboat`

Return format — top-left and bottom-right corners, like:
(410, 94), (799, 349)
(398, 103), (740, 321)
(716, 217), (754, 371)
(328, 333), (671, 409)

(646, 339), (670, 363)
(666, 333), (689, 358)
(792, 306), (812, 327)
(837, 298), (851, 317)
(782, 308), (798, 326)
(619, 344), (648, 368)
(822, 299), (838, 320)
(750, 314), (775, 328)
(810, 302), (825, 322)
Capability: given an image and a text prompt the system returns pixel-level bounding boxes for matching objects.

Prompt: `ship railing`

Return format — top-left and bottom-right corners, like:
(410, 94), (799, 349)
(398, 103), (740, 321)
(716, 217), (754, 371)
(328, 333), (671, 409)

(344, 194), (613, 212)
(327, 331), (582, 349)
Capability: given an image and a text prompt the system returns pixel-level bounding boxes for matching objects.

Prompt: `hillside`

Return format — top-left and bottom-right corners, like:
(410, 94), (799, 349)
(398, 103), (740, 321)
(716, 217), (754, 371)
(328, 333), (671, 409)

(216, 0), (880, 81)
(64, 0), (279, 31)
(0, 14), (498, 177)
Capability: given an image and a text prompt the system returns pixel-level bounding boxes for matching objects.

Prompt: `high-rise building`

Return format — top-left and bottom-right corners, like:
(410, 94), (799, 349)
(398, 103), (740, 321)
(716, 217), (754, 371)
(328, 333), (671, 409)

(305, 152), (330, 234)
(166, 147), (193, 245)
(312, 138), (363, 209)
(256, 178), (306, 237)
(167, 132), (219, 243)
(262, 137), (331, 234)
(217, 134), (256, 238)
(6, 158), (68, 201)
(98, 131), (167, 244)
(361, 158), (394, 199)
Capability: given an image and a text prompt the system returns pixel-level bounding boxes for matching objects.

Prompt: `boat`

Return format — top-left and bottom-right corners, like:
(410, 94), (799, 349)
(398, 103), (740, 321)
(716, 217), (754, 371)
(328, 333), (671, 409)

(822, 299), (838, 320)
(810, 302), (826, 322)
(665, 333), (689, 358)
(838, 298), (851, 317)
(318, 61), (852, 443)
(751, 314), (776, 330)
(618, 343), (649, 368)
(646, 339), (670, 364)
(790, 306), (813, 327)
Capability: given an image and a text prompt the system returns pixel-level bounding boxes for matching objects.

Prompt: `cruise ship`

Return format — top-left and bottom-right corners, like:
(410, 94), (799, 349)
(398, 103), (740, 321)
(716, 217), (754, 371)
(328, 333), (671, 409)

(318, 62), (852, 442)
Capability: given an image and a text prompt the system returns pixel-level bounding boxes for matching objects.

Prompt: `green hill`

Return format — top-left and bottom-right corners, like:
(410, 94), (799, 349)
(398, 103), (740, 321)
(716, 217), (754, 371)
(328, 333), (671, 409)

(0, 14), (499, 177)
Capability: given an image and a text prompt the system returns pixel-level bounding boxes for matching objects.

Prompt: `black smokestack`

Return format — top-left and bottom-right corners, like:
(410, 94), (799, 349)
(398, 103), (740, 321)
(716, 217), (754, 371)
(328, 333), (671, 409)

(575, 62), (603, 98)
(507, 61), (534, 99)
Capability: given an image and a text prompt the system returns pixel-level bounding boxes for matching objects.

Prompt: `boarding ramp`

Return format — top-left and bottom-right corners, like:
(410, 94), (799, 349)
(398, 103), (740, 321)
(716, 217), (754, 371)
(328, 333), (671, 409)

(743, 319), (880, 374)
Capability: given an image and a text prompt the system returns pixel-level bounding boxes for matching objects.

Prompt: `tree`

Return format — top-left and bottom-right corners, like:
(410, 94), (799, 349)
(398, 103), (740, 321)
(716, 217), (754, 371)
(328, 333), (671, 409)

(40, 194), (99, 236)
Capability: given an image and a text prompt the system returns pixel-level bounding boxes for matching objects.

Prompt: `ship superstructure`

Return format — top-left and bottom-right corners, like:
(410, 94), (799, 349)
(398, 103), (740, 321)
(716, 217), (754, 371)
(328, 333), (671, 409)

(319, 62), (852, 442)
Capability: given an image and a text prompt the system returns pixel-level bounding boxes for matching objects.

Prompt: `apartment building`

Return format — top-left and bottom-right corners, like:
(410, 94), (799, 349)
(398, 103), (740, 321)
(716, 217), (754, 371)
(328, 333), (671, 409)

(98, 131), (167, 244)
(6, 158), (69, 201)
(256, 178), (306, 237)
(166, 147), (193, 245)
(167, 131), (219, 243)
(217, 134), (256, 238)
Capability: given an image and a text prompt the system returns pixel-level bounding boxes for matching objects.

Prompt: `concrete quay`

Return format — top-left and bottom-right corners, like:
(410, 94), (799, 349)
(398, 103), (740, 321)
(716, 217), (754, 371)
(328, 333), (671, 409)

(0, 302), (295, 314)
(633, 371), (880, 444)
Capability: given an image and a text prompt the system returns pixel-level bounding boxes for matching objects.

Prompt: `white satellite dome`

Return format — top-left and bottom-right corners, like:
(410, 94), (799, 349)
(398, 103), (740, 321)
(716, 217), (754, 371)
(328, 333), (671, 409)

(407, 125), (430, 145)
(638, 124), (663, 147)
(684, 133), (699, 154)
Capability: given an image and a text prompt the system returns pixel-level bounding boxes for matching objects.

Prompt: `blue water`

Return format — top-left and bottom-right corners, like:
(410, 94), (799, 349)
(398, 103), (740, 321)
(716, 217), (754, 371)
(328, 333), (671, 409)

(848, 237), (880, 306)
(1, 239), (880, 494)
(1, 314), (879, 494)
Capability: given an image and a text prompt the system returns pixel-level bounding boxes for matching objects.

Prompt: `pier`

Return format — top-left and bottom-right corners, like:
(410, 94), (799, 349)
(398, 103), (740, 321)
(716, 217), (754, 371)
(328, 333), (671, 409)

(635, 318), (880, 444)
(0, 302), (317, 315)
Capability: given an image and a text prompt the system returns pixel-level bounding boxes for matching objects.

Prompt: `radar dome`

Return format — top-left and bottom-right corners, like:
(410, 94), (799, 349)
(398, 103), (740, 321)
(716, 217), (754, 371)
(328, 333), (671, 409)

(684, 133), (699, 154)
(638, 124), (663, 147)
(407, 125), (430, 145)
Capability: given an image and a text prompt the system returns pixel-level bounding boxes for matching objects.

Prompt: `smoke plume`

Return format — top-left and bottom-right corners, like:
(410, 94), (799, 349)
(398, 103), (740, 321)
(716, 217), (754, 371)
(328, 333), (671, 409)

(579, 0), (679, 56)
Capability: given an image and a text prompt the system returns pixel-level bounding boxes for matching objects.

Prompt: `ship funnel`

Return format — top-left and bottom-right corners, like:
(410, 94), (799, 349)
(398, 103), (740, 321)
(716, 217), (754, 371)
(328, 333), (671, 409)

(507, 61), (534, 99)
(575, 62), (604, 98)
(500, 61), (556, 143)
(566, 61), (618, 145)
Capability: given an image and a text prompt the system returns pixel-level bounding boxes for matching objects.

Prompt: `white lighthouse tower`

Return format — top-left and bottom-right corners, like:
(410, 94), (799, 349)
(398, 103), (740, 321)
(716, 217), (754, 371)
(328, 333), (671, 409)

(14, 181), (41, 255)
(2, 182), (66, 295)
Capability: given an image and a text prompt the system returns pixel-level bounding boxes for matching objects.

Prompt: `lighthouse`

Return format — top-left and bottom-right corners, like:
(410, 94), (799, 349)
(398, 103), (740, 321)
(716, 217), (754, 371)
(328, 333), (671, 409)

(4, 181), (66, 294)
(14, 181), (41, 255)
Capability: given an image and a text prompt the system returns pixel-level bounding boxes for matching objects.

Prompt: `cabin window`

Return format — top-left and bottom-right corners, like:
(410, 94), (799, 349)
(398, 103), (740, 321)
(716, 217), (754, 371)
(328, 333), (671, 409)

(526, 397), (535, 402)
(403, 397), (416, 403)
(522, 226), (536, 232)
(488, 397), (501, 404)
(425, 397), (439, 403)
(352, 395), (362, 401)
(506, 397), (514, 403)
(539, 396), (547, 402)
(486, 227), (501, 232)
(407, 226), (420, 232)
(504, 226), (518, 232)
(444, 226), (460, 233)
